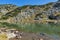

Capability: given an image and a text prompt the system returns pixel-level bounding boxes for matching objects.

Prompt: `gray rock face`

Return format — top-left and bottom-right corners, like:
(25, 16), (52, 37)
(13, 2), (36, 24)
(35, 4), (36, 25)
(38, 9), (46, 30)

(58, 0), (60, 1)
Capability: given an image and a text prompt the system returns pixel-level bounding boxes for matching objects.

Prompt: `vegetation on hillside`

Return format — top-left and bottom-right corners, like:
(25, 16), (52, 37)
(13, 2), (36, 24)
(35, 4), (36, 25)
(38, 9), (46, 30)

(0, 2), (53, 20)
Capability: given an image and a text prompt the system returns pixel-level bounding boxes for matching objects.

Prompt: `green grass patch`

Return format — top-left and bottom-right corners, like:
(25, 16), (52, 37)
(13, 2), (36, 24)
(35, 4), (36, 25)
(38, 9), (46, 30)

(0, 22), (60, 36)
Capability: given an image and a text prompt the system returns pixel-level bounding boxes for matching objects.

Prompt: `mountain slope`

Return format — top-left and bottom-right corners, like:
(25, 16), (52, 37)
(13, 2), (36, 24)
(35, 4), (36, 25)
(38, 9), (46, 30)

(0, 1), (60, 24)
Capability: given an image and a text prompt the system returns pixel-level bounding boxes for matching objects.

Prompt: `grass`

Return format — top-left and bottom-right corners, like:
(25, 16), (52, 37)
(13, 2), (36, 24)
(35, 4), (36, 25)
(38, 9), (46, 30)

(0, 22), (60, 36)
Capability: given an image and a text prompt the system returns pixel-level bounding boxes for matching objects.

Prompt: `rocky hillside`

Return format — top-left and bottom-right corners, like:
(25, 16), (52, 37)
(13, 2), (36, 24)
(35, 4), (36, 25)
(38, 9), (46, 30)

(0, 0), (60, 24)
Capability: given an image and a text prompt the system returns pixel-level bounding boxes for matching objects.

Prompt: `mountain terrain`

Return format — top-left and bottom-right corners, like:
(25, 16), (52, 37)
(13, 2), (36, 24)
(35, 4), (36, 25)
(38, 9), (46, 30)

(0, 0), (60, 40)
(0, 1), (60, 24)
(0, 2), (54, 24)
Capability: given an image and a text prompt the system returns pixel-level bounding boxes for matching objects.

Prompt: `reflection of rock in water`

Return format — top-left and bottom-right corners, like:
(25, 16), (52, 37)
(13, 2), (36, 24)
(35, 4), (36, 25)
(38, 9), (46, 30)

(52, 34), (60, 40)
(39, 33), (60, 40)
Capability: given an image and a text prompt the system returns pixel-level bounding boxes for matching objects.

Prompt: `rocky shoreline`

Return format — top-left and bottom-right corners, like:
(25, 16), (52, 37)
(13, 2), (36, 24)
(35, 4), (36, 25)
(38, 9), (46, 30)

(0, 28), (59, 40)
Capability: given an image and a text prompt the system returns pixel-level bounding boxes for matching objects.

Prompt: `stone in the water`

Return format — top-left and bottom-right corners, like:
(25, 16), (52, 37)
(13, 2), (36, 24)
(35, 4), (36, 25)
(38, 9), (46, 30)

(40, 33), (45, 36)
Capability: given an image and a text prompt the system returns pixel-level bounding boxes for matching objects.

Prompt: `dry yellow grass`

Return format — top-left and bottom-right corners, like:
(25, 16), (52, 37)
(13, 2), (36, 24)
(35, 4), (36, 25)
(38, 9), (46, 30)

(0, 33), (8, 40)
